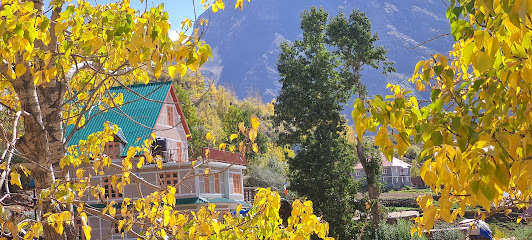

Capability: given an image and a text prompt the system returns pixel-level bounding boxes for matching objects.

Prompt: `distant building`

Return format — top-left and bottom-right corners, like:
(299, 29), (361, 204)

(411, 176), (427, 189)
(354, 153), (412, 190)
(67, 82), (247, 239)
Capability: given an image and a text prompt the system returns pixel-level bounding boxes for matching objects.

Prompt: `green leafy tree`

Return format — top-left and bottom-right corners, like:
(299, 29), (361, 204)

(325, 9), (394, 228)
(351, 0), (532, 235)
(0, 0), (333, 239)
(274, 7), (361, 239)
(245, 143), (289, 192)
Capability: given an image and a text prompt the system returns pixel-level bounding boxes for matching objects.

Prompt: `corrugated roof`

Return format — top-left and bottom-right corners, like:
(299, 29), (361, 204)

(354, 153), (412, 169)
(174, 197), (248, 207)
(67, 82), (172, 156)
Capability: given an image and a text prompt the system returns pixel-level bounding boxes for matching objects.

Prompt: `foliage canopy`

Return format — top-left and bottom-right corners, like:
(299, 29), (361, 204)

(0, 0), (331, 239)
(351, 0), (532, 235)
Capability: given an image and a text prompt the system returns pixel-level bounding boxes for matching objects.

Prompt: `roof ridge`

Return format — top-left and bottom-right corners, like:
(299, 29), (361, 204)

(108, 80), (172, 91)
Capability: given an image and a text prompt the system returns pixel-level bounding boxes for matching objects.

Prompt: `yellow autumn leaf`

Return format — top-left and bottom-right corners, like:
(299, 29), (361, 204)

(15, 64), (27, 78)
(168, 65), (177, 78)
(212, 220), (220, 233)
(235, 0), (243, 9)
(230, 133), (238, 141)
(252, 143), (258, 153)
(181, 19), (192, 29)
(238, 122), (245, 133)
(250, 115), (260, 130)
(137, 157), (145, 168)
(218, 143), (227, 150)
(82, 225), (92, 240)
(248, 129), (257, 142)
(163, 209), (170, 226)
(10, 171), (22, 189)
(76, 168), (85, 179)
(216, 0), (225, 10)
(206, 132), (213, 141)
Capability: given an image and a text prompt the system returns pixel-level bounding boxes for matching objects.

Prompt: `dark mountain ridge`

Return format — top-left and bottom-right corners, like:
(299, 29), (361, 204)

(197, 0), (453, 102)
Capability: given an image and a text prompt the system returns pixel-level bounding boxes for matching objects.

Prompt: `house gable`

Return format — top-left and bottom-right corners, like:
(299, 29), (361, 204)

(153, 85), (191, 139)
(67, 82), (176, 156)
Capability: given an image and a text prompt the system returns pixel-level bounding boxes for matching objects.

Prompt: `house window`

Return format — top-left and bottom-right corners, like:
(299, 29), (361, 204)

(104, 142), (121, 158)
(176, 142), (183, 162)
(232, 174), (242, 194)
(214, 173), (220, 193)
(382, 177), (386, 182)
(204, 174), (210, 193)
(356, 171), (361, 176)
(103, 178), (123, 199)
(395, 176), (399, 183)
(167, 106), (174, 126)
(159, 172), (179, 190)
(382, 169), (387, 174)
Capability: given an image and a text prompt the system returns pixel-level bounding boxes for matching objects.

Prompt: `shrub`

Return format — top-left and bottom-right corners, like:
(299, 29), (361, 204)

(429, 222), (464, 240)
(379, 219), (427, 240)
(513, 224), (532, 240)
(404, 146), (421, 160)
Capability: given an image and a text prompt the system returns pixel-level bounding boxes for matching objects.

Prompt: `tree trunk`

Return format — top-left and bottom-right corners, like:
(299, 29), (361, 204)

(356, 140), (380, 227)
(353, 64), (381, 227)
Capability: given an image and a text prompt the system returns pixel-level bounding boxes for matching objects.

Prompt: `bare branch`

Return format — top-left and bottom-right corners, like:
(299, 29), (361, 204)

(64, 60), (139, 83)
(405, 33), (451, 50)
(0, 111), (29, 194)
(0, 60), (14, 81)
(82, 204), (146, 240)
(108, 162), (163, 191)
(0, 101), (16, 114)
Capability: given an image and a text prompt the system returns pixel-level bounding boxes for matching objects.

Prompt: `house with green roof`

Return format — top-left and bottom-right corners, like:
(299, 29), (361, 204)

(67, 81), (247, 240)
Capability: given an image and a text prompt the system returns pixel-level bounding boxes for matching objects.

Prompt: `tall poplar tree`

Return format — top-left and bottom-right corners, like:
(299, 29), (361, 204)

(326, 9), (395, 227)
(274, 7), (394, 237)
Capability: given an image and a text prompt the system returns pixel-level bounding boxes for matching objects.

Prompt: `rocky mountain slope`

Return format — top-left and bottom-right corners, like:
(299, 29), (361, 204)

(197, 0), (453, 101)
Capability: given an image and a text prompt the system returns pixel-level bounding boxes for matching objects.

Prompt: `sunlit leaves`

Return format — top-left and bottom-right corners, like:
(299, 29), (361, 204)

(0, 0), (332, 239)
(349, 0), (532, 236)
(250, 115), (260, 130)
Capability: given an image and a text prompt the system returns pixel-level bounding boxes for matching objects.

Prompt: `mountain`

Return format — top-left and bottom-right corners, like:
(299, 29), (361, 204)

(197, 0), (453, 101)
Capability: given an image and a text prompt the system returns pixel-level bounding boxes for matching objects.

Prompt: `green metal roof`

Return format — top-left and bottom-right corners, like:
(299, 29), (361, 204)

(67, 82), (172, 156)
(90, 197), (249, 208)
(175, 197), (208, 205)
(175, 197), (249, 207)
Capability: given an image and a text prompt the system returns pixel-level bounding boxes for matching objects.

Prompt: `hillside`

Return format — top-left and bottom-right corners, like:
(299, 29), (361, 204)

(197, 0), (453, 101)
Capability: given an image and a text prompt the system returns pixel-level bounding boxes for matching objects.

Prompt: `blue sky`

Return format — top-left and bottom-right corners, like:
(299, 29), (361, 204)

(45, 0), (207, 32)
(119, 0), (207, 31)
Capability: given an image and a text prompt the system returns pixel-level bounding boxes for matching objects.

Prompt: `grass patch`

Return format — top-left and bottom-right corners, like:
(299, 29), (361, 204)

(386, 206), (419, 212)
(387, 188), (433, 194)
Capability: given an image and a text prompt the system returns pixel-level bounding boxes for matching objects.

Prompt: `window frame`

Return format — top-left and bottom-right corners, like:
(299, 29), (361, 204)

(159, 172), (179, 191)
(214, 173), (220, 193)
(102, 177), (123, 199)
(232, 173), (242, 194)
(382, 168), (387, 174)
(204, 174), (210, 193)
(104, 142), (121, 158)
(167, 105), (174, 126)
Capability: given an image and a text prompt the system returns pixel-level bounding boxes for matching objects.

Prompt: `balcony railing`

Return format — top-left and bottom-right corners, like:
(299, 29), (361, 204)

(154, 148), (188, 163)
(202, 148), (246, 166)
